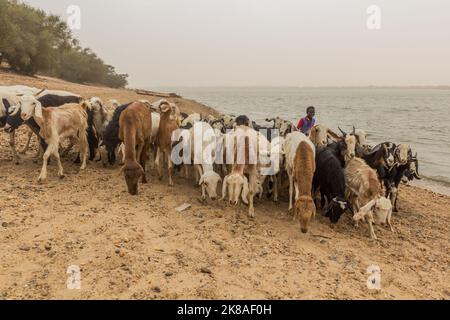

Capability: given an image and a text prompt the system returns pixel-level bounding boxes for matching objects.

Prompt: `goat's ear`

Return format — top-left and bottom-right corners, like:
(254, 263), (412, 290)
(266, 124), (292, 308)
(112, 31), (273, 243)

(241, 177), (249, 205)
(117, 166), (125, 176)
(35, 102), (43, 119)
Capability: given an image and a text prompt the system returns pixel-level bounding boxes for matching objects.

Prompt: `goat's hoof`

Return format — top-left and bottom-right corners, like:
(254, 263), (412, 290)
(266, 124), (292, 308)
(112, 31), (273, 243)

(59, 175), (65, 180)
(37, 177), (47, 184)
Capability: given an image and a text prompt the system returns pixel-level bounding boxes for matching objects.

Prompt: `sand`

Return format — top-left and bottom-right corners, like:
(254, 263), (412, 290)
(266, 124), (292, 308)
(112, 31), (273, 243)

(0, 70), (449, 300)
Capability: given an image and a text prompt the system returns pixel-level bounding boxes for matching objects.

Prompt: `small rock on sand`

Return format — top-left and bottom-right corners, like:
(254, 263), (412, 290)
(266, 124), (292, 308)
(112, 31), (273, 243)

(200, 267), (212, 274)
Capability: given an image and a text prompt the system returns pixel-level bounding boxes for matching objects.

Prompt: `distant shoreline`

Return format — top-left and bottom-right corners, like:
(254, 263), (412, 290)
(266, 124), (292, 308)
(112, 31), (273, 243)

(147, 85), (450, 90)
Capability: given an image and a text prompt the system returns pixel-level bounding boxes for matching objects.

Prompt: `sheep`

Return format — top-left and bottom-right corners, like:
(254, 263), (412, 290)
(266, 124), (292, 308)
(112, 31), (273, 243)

(155, 99), (180, 186)
(283, 131), (316, 211)
(309, 124), (341, 147)
(189, 122), (222, 200)
(18, 96), (88, 182)
(353, 197), (394, 239)
(345, 157), (382, 213)
(118, 102), (152, 195)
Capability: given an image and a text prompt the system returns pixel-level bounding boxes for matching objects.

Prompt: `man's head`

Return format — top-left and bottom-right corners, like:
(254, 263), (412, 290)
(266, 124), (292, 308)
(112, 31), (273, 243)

(306, 106), (315, 119)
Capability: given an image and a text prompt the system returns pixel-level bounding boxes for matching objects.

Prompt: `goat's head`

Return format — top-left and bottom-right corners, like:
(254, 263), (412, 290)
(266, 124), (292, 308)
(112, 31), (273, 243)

(19, 95), (42, 121)
(310, 124), (340, 147)
(279, 121), (293, 136)
(199, 171), (222, 201)
(383, 143), (396, 167)
(342, 134), (357, 162)
(325, 197), (351, 224)
(222, 173), (249, 205)
(295, 195), (316, 233)
(395, 144), (411, 165)
(89, 97), (105, 113)
(121, 162), (144, 195)
(354, 129), (368, 147)
(405, 153), (421, 180)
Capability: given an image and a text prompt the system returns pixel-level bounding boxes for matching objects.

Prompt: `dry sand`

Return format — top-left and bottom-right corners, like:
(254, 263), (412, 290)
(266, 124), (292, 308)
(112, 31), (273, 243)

(0, 70), (449, 300)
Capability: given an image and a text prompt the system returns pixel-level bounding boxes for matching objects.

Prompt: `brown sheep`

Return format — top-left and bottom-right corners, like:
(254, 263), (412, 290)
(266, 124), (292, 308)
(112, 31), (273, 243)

(119, 102), (152, 195)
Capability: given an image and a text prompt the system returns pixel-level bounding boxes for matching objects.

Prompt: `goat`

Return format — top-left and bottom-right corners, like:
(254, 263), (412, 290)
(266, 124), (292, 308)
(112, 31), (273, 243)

(309, 124), (341, 147)
(118, 102), (152, 195)
(181, 113), (201, 127)
(292, 140), (316, 233)
(353, 197), (394, 239)
(266, 117), (295, 136)
(102, 103), (132, 165)
(345, 157), (382, 213)
(384, 149), (421, 212)
(5, 91), (84, 162)
(284, 132), (316, 212)
(189, 122), (222, 200)
(327, 126), (357, 167)
(313, 147), (351, 224)
(221, 126), (269, 218)
(18, 96), (88, 182)
(155, 100), (180, 186)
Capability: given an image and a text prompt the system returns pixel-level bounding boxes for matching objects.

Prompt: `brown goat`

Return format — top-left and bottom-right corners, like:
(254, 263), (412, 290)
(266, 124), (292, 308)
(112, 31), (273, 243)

(293, 140), (316, 233)
(119, 102), (152, 195)
(345, 157), (382, 213)
(155, 101), (180, 186)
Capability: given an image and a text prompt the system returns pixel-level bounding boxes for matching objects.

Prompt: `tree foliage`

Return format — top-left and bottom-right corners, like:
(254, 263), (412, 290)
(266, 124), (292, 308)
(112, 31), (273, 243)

(0, 0), (128, 88)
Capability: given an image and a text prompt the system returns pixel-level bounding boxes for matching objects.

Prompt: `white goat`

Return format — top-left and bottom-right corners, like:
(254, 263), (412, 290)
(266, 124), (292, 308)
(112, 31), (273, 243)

(18, 95), (88, 182)
(188, 122), (222, 200)
(353, 197), (394, 239)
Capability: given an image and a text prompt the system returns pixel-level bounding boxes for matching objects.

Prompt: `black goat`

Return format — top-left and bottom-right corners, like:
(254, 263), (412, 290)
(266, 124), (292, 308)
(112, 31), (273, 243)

(102, 103), (132, 165)
(313, 147), (351, 223)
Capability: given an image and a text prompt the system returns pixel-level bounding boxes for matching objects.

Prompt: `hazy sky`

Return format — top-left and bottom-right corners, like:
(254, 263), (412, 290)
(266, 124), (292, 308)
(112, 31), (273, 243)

(25, 0), (450, 87)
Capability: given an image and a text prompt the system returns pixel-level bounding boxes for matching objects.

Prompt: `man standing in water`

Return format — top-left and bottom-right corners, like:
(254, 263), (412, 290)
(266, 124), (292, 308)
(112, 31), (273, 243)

(297, 106), (316, 135)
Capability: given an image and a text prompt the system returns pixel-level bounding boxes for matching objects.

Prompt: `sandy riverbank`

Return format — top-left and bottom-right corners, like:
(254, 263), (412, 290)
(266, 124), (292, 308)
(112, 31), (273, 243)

(0, 71), (449, 299)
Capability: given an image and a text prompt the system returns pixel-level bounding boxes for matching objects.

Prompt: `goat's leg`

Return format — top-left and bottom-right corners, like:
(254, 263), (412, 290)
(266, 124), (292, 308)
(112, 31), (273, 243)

(201, 184), (207, 200)
(387, 212), (395, 233)
(248, 168), (256, 218)
(366, 216), (377, 240)
(20, 130), (33, 154)
(167, 152), (174, 186)
(79, 133), (88, 170)
(139, 143), (148, 184)
(273, 175), (279, 202)
(288, 170), (294, 211)
(156, 148), (163, 181)
(9, 131), (20, 165)
(53, 144), (64, 179)
(38, 143), (53, 182)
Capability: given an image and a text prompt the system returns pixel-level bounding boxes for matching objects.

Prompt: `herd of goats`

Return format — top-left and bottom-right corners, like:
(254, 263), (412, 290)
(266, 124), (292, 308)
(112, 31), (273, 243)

(0, 85), (422, 239)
